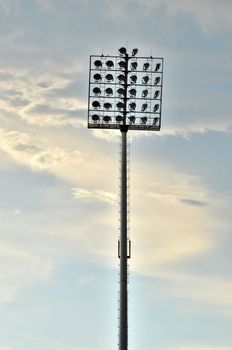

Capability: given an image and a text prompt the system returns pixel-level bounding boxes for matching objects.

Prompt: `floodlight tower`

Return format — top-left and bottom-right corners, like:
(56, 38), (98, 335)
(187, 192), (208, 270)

(88, 47), (163, 350)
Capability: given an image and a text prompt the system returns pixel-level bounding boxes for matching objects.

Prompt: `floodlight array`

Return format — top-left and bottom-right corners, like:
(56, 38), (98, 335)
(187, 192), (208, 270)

(88, 48), (163, 131)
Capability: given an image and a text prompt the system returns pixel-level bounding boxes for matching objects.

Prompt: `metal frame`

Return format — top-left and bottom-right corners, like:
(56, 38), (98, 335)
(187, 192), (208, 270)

(88, 52), (163, 131)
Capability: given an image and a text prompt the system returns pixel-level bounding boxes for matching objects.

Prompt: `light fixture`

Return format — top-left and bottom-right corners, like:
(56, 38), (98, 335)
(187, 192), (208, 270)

(106, 60), (114, 68)
(117, 88), (125, 95)
(142, 89), (148, 98)
(117, 101), (124, 109)
(92, 114), (99, 121)
(141, 103), (148, 112)
(92, 101), (100, 108)
(141, 117), (147, 124)
(142, 76), (149, 84)
(129, 116), (135, 123)
(93, 73), (102, 81)
(154, 90), (160, 99)
(153, 117), (159, 125)
(104, 102), (112, 110)
(131, 62), (138, 70)
(155, 63), (161, 72)
(119, 47), (127, 55)
(106, 73), (114, 82)
(118, 74), (126, 82)
(130, 75), (137, 83)
(132, 48), (138, 56)
(88, 51), (163, 132)
(118, 60), (126, 69)
(116, 115), (123, 122)
(93, 87), (101, 95)
(94, 60), (102, 68)
(154, 77), (161, 85)
(129, 88), (136, 96)
(103, 116), (111, 122)
(143, 62), (150, 71)
(129, 102), (136, 110)
(153, 104), (159, 112)
(105, 87), (113, 95)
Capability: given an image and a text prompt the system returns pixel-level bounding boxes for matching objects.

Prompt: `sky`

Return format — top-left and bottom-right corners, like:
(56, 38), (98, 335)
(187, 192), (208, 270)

(0, 0), (232, 349)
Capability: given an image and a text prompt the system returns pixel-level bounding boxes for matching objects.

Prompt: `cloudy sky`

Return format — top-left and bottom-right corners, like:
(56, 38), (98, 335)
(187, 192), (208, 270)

(0, 0), (232, 349)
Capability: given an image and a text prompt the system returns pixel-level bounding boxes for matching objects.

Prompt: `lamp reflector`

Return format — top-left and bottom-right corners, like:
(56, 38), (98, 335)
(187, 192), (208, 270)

(116, 115), (123, 122)
(92, 114), (99, 121)
(119, 47), (127, 55)
(130, 75), (137, 83)
(117, 88), (125, 95)
(153, 104), (159, 112)
(141, 103), (148, 112)
(92, 101), (100, 108)
(116, 101), (124, 109)
(131, 62), (138, 70)
(93, 87), (101, 95)
(142, 89), (148, 98)
(143, 62), (150, 71)
(142, 76), (149, 84)
(93, 73), (102, 81)
(141, 117), (147, 124)
(105, 87), (113, 95)
(129, 88), (136, 96)
(153, 117), (159, 125)
(106, 60), (114, 68)
(118, 60), (126, 69)
(129, 116), (135, 123)
(104, 102), (112, 110)
(103, 116), (111, 122)
(154, 90), (160, 99)
(132, 48), (138, 57)
(129, 102), (136, 110)
(118, 74), (126, 82)
(154, 77), (161, 85)
(155, 63), (161, 71)
(105, 73), (114, 82)
(94, 60), (102, 68)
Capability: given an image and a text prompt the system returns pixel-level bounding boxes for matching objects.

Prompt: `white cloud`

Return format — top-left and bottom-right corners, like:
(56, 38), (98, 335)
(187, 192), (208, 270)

(72, 188), (117, 205)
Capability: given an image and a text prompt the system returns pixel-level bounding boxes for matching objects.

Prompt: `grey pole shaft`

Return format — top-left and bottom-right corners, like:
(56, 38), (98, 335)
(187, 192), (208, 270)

(119, 129), (128, 350)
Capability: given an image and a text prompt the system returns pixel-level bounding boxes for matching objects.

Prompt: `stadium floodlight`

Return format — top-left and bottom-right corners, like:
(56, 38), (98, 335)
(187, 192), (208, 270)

(154, 76), (161, 85)
(155, 63), (161, 71)
(106, 73), (114, 82)
(93, 87), (101, 95)
(118, 74), (126, 82)
(92, 100), (100, 108)
(106, 60), (114, 68)
(141, 103), (148, 112)
(93, 73), (102, 81)
(132, 48), (138, 56)
(119, 47), (127, 55)
(105, 87), (113, 95)
(154, 90), (160, 99)
(92, 114), (99, 121)
(131, 61), (138, 70)
(143, 62), (150, 71)
(142, 75), (149, 84)
(118, 60), (126, 69)
(154, 103), (159, 112)
(130, 75), (137, 83)
(88, 48), (164, 350)
(142, 89), (148, 98)
(94, 60), (102, 68)
(117, 88), (125, 95)
(129, 102), (136, 110)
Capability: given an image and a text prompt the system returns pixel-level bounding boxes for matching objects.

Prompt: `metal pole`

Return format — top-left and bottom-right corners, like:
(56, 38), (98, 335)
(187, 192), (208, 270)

(119, 128), (128, 350)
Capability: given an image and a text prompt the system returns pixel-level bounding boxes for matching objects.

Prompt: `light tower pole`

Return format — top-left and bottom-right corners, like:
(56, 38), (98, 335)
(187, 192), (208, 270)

(88, 47), (164, 350)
